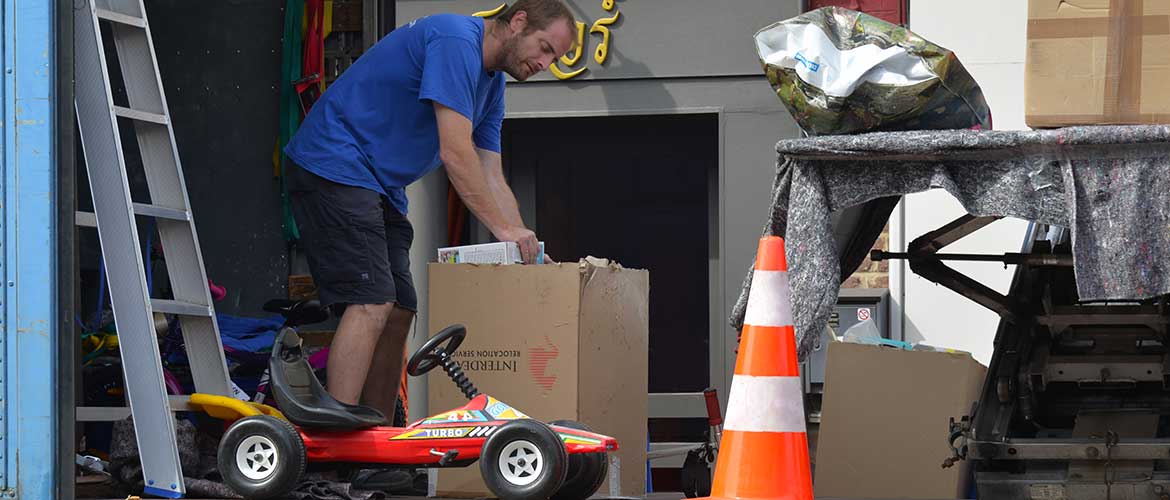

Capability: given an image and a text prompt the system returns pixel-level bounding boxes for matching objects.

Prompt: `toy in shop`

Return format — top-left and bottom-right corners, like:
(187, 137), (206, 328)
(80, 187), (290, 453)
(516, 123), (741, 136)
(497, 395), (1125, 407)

(193, 299), (616, 500)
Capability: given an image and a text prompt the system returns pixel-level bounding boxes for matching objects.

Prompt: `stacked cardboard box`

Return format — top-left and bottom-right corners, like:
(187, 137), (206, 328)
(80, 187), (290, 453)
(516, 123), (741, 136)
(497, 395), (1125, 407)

(1026, 0), (1170, 127)
(814, 341), (986, 499)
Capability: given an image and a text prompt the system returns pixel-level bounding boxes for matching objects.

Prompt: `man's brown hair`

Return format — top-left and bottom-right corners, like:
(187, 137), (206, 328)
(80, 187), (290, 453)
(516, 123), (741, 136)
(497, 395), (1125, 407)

(495, 0), (576, 35)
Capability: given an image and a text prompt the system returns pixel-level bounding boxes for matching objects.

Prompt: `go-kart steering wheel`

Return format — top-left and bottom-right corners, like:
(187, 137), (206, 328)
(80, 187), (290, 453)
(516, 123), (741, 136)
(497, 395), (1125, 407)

(407, 324), (467, 376)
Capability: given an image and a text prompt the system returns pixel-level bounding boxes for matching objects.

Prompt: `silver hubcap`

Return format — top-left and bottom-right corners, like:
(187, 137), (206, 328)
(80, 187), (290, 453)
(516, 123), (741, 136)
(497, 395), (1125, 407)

(236, 435), (278, 481)
(498, 440), (544, 486)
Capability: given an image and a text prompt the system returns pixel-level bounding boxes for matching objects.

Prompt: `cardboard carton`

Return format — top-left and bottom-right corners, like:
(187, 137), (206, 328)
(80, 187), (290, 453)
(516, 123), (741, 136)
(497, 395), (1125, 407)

(425, 258), (649, 498)
(1026, 0), (1170, 127)
(814, 341), (987, 499)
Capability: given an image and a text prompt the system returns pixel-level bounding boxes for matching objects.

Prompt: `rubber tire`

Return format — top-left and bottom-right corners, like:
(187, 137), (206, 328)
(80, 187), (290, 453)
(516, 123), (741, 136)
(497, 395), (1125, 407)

(680, 448), (712, 498)
(393, 395), (407, 427)
(548, 420), (609, 500)
(479, 419), (568, 500)
(217, 415), (306, 500)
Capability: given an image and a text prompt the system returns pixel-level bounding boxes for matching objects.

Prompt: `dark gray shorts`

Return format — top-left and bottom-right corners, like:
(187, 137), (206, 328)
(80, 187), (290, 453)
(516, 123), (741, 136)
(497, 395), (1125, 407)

(287, 163), (417, 313)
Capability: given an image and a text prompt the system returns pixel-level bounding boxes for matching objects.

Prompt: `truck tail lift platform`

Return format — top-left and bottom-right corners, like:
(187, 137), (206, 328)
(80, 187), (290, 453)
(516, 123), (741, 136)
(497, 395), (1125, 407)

(875, 215), (1170, 500)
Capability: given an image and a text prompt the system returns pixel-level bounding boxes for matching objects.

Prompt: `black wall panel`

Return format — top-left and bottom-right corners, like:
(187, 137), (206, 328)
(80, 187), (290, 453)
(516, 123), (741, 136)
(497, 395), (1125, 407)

(145, 0), (290, 316)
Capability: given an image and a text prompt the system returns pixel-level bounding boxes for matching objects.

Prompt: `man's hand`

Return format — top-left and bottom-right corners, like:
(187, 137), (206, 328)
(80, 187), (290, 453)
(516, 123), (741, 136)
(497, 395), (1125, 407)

(495, 225), (540, 264)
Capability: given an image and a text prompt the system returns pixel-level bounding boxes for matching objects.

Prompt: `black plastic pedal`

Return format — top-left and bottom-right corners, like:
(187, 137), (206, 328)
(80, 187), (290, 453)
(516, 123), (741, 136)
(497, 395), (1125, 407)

(439, 449), (460, 466)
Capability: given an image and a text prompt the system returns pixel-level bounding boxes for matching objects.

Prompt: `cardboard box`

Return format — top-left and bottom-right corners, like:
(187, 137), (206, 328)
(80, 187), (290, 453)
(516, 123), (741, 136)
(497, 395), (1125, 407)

(436, 242), (545, 264)
(425, 258), (649, 498)
(1025, 0), (1170, 128)
(814, 341), (987, 499)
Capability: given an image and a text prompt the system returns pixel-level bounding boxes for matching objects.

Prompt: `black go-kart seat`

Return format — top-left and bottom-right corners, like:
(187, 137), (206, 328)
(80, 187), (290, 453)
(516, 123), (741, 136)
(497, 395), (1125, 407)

(266, 309), (389, 430)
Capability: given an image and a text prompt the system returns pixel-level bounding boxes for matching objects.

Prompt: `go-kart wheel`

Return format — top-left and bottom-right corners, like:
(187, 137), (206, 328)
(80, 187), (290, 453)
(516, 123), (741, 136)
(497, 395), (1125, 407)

(393, 395), (407, 427)
(217, 415), (306, 500)
(480, 419), (568, 500)
(407, 324), (467, 376)
(680, 448), (712, 498)
(549, 420), (609, 500)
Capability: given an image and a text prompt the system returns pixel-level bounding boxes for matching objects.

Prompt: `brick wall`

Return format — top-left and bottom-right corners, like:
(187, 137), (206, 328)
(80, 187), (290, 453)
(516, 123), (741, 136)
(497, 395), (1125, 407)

(842, 223), (889, 289)
(807, 0), (908, 25)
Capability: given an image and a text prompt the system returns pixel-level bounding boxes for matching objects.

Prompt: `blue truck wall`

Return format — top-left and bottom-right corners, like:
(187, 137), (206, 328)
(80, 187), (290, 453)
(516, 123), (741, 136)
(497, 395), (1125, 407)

(2, 0), (65, 498)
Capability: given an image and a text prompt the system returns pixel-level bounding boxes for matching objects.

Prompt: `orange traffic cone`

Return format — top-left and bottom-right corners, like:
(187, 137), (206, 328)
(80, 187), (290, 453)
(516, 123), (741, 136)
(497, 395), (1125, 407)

(699, 236), (813, 500)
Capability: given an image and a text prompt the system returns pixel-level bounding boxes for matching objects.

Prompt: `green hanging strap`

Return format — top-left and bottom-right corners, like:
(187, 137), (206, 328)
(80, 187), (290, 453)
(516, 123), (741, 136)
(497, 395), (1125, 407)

(277, 0), (305, 242)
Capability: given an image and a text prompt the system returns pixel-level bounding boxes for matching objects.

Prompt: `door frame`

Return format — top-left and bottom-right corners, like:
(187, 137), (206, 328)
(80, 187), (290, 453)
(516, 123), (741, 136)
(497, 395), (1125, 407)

(496, 106), (729, 468)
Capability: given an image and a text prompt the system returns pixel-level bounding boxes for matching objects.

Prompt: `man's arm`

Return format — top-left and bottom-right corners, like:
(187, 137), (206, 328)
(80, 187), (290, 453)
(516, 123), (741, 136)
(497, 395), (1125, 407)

(476, 147), (524, 228)
(478, 148), (555, 263)
(436, 102), (541, 263)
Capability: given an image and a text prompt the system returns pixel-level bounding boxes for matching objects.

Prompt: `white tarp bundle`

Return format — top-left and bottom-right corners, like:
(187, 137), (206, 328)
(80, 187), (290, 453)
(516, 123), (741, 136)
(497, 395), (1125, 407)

(753, 7), (992, 136)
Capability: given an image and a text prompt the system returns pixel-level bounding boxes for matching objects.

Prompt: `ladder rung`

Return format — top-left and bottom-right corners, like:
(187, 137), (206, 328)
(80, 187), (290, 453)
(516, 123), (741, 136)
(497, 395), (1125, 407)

(74, 211), (97, 228)
(77, 396), (194, 422)
(114, 106), (167, 124)
(94, 8), (146, 28)
(132, 203), (190, 222)
(151, 299), (212, 317)
(74, 204), (190, 228)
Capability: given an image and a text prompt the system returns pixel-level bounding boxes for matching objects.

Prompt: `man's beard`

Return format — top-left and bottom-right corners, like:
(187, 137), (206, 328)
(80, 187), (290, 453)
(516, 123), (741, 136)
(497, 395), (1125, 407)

(498, 36), (529, 81)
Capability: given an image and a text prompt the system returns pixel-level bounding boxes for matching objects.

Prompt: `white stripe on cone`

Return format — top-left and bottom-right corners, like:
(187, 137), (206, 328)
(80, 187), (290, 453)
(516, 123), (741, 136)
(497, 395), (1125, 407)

(743, 270), (793, 328)
(723, 375), (806, 433)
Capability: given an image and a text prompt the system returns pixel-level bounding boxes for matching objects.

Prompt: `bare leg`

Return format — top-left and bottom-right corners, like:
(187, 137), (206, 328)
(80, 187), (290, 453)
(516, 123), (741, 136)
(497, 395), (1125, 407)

(326, 303), (394, 405)
(361, 305), (415, 419)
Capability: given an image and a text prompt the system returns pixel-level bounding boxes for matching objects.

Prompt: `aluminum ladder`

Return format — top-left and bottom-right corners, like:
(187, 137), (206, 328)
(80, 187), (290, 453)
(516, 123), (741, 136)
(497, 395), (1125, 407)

(73, 0), (234, 497)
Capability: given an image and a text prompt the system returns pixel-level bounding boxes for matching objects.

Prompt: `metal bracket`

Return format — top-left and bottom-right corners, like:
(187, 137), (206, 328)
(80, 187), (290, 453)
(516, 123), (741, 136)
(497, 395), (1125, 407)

(872, 214), (1032, 324)
(430, 448), (460, 466)
(968, 440), (1170, 461)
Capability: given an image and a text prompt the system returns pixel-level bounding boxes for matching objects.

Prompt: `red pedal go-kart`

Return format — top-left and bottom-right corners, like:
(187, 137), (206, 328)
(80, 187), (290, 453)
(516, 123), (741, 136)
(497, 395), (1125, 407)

(211, 300), (618, 500)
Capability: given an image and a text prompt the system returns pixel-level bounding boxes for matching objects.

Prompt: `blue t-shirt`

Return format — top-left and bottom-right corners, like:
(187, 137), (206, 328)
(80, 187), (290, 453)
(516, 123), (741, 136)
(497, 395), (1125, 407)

(284, 14), (506, 215)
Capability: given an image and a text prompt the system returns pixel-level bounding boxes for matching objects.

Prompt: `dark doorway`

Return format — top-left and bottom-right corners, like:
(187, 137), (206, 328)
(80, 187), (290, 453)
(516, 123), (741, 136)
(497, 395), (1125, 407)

(501, 113), (718, 394)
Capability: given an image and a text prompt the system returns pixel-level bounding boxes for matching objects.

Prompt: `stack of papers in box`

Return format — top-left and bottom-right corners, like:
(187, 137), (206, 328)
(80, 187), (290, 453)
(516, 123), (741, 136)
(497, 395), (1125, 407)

(437, 242), (545, 264)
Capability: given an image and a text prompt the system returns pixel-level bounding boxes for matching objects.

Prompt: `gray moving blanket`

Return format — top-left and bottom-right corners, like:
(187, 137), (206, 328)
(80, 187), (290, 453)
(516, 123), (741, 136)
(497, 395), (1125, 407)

(729, 125), (1170, 359)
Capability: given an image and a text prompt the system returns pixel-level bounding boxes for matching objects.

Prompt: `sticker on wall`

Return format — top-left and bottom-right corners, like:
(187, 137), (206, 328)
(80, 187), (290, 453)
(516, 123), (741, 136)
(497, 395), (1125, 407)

(857, 308), (871, 322)
(474, 1), (623, 80)
(472, 3), (508, 17)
